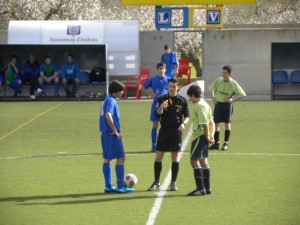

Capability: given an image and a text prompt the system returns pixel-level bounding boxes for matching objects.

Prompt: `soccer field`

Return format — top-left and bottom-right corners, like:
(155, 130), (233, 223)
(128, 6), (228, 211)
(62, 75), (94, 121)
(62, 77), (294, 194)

(0, 100), (299, 225)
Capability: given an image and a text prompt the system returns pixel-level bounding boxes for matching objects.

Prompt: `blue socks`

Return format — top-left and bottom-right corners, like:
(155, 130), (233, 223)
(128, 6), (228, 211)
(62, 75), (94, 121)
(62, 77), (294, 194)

(102, 163), (112, 188)
(151, 128), (158, 148)
(103, 163), (125, 189)
(115, 164), (125, 188)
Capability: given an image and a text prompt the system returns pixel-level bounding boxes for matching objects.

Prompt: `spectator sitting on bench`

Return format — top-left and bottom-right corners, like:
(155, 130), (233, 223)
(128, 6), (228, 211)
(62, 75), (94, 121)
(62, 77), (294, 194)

(23, 54), (40, 99)
(7, 55), (22, 97)
(0, 57), (5, 94)
(60, 53), (80, 97)
(39, 55), (59, 97)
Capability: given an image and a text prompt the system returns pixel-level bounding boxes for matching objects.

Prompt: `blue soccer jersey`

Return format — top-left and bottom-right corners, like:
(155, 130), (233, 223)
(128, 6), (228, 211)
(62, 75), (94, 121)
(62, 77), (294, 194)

(100, 95), (121, 133)
(61, 62), (80, 79)
(161, 52), (179, 78)
(143, 75), (169, 121)
(142, 75), (169, 101)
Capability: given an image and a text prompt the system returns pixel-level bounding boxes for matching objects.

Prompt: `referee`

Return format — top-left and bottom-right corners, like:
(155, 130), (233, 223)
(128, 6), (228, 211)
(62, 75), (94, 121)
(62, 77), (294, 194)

(208, 65), (246, 150)
(147, 77), (189, 191)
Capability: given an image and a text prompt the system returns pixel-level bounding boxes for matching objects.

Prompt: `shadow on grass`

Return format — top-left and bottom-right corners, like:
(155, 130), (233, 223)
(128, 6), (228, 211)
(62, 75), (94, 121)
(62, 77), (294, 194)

(0, 190), (187, 206)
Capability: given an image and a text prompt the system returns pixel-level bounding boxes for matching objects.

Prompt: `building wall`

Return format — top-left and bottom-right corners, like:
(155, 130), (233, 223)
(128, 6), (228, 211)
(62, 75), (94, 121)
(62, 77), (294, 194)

(140, 31), (175, 75)
(202, 26), (300, 99)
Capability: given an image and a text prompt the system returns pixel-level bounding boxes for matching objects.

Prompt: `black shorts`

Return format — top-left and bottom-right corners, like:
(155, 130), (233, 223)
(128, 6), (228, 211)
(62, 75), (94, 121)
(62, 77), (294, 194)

(190, 135), (209, 160)
(156, 128), (182, 152)
(213, 102), (233, 123)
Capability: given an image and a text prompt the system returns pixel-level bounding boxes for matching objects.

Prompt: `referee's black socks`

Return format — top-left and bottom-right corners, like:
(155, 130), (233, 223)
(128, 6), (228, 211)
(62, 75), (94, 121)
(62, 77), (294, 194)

(214, 131), (220, 144)
(171, 162), (179, 183)
(154, 161), (162, 183)
(224, 130), (231, 142)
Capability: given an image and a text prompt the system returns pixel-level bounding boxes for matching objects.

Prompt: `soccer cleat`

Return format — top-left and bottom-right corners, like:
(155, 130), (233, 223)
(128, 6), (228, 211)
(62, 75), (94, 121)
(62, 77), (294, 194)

(104, 186), (119, 193)
(169, 182), (178, 191)
(205, 189), (212, 195)
(187, 188), (206, 196)
(37, 88), (43, 94)
(30, 95), (37, 100)
(209, 143), (220, 150)
(117, 186), (135, 193)
(54, 93), (60, 97)
(147, 182), (161, 191)
(222, 142), (228, 150)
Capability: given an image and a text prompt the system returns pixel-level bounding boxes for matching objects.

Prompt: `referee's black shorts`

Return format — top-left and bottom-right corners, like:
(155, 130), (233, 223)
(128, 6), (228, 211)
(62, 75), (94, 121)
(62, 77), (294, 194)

(156, 128), (182, 152)
(213, 102), (233, 123)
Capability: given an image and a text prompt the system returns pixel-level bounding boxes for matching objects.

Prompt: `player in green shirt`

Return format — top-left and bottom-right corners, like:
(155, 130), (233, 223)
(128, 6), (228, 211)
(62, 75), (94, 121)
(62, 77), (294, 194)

(186, 85), (215, 196)
(208, 65), (246, 150)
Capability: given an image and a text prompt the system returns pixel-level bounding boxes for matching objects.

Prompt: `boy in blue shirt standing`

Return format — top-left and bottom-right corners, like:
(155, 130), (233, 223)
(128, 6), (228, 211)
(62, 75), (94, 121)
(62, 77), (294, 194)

(61, 53), (80, 97)
(141, 62), (169, 152)
(100, 80), (134, 193)
(161, 44), (179, 78)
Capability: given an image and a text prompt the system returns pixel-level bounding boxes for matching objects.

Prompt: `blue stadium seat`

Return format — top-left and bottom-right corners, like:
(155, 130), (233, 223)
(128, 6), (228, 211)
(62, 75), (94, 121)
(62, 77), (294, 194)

(291, 70), (300, 83)
(272, 70), (289, 84)
(80, 71), (90, 84)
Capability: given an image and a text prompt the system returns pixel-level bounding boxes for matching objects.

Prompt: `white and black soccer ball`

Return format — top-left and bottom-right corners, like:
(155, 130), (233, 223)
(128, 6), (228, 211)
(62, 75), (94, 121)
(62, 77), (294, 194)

(124, 174), (138, 188)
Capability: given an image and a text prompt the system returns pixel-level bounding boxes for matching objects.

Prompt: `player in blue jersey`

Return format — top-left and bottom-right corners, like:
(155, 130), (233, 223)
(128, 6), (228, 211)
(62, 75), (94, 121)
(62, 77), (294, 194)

(61, 53), (80, 97)
(39, 55), (59, 97)
(100, 80), (134, 193)
(161, 44), (179, 78)
(141, 62), (169, 152)
(7, 55), (22, 97)
(0, 57), (4, 94)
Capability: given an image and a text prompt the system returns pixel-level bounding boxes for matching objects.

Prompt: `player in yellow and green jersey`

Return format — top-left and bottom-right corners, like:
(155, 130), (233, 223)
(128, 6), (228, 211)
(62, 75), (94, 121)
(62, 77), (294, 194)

(186, 85), (215, 196)
(208, 65), (246, 151)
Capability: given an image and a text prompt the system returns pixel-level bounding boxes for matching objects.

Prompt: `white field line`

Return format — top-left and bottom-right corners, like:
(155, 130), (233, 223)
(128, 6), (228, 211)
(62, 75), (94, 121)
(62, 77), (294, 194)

(145, 125), (193, 225)
(0, 151), (299, 161)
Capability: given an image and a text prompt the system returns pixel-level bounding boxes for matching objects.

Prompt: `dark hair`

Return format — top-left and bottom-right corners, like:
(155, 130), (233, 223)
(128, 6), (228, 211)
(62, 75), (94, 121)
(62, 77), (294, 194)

(223, 65), (233, 74)
(11, 54), (18, 60)
(168, 77), (178, 84)
(187, 85), (202, 98)
(157, 62), (166, 69)
(164, 44), (170, 49)
(109, 80), (124, 94)
(67, 53), (74, 58)
(44, 55), (51, 60)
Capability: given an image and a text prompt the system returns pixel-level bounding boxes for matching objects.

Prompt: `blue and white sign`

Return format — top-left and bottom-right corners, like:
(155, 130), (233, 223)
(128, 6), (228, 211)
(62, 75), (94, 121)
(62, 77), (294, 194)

(207, 10), (221, 24)
(157, 11), (171, 25)
(155, 7), (189, 29)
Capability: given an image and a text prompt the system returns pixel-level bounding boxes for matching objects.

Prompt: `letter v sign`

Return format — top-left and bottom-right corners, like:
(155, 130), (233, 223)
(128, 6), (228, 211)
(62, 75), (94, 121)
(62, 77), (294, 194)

(207, 10), (220, 24)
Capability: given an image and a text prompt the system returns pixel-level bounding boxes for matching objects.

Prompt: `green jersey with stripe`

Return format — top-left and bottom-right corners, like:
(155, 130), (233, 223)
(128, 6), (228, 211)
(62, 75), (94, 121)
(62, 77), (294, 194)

(192, 99), (213, 140)
(208, 77), (246, 102)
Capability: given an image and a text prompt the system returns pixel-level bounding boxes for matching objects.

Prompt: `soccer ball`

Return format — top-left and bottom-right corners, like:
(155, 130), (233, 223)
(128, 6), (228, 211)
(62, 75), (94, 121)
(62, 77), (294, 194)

(124, 174), (138, 188)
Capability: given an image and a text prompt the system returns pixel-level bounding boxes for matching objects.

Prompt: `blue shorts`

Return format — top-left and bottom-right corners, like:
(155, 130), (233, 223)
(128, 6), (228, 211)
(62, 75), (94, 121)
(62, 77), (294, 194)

(150, 100), (160, 122)
(190, 135), (209, 160)
(101, 133), (125, 160)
